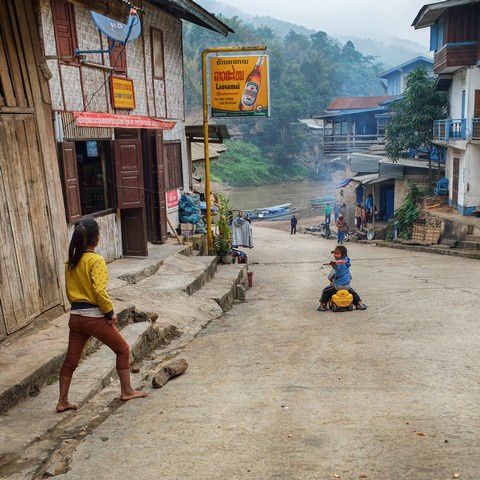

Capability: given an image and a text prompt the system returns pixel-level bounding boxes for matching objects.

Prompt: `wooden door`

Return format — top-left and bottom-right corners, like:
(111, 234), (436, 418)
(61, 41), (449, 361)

(0, 115), (61, 334)
(474, 90), (480, 119)
(113, 136), (148, 256)
(452, 157), (460, 206)
(143, 130), (168, 244)
(0, 0), (62, 337)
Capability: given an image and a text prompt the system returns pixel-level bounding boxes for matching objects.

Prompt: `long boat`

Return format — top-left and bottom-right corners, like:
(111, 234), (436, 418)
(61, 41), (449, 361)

(246, 204), (298, 221)
(310, 195), (336, 208)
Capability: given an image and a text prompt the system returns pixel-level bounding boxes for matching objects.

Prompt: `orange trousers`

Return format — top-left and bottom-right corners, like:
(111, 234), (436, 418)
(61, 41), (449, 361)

(59, 314), (130, 378)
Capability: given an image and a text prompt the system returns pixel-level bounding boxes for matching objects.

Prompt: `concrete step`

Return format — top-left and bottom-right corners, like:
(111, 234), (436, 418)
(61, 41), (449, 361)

(466, 235), (480, 243)
(194, 264), (248, 311)
(108, 243), (192, 285)
(0, 301), (135, 415)
(118, 254), (218, 296)
(440, 238), (457, 248)
(0, 320), (177, 470)
(459, 241), (480, 250)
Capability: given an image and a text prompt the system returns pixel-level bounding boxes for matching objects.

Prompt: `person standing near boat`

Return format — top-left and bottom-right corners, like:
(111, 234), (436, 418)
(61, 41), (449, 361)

(290, 215), (298, 235)
(325, 204), (332, 224)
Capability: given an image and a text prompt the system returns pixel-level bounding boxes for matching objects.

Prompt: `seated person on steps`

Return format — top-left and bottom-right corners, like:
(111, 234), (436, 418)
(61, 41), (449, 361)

(318, 245), (367, 312)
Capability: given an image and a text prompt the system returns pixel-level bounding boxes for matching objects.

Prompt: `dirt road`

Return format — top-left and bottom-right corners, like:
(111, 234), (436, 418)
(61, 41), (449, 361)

(58, 227), (480, 480)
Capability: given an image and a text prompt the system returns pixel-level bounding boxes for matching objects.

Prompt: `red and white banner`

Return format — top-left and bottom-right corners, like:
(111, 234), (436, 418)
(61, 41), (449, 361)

(166, 189), (180, 210)
(73, 112), (176, 130)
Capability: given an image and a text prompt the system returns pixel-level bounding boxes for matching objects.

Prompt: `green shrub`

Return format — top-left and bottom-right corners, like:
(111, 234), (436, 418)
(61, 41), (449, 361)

(392, 183), (427, 240)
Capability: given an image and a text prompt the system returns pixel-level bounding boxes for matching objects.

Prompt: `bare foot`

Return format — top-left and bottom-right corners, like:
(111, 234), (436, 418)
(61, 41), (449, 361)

(56, 402), (78, 413)
(121, 389), (149, 402)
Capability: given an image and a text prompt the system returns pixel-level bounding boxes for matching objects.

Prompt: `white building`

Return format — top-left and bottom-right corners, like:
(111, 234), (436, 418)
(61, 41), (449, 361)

(414, 0), (480, 216)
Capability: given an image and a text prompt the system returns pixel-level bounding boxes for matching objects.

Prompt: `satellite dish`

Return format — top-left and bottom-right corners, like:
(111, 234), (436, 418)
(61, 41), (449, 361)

(91, 9), (141, 44)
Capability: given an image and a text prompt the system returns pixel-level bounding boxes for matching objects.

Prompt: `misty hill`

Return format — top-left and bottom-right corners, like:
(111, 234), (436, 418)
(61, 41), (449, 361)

(197, 0), (429, 67)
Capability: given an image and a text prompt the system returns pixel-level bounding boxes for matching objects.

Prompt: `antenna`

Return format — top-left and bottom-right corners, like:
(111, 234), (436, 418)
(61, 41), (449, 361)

(75, 9), (142, 57)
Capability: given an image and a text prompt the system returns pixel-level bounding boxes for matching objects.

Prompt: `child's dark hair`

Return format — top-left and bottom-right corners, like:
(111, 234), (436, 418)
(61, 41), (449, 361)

(334, 245), (348, 257)
(68, 217), (99, 269)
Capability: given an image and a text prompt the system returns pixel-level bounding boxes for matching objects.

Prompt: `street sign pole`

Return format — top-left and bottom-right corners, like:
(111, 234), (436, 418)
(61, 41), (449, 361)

(201, 45), (266, 253)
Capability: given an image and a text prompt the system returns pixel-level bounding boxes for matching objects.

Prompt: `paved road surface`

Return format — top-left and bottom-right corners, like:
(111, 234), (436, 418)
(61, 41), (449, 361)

(60, 228), (480, 480)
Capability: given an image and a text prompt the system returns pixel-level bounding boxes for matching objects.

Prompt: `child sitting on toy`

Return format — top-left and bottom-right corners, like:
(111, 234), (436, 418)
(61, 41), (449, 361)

(317, 245), (367, 312)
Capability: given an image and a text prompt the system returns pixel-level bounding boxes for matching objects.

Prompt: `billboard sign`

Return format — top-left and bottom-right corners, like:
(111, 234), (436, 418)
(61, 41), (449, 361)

(210, 55), (270, 118)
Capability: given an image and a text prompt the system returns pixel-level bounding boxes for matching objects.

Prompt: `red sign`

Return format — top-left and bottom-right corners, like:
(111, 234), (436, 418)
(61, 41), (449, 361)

(166, 189), (179, 209)
(73, 112), (176, 130)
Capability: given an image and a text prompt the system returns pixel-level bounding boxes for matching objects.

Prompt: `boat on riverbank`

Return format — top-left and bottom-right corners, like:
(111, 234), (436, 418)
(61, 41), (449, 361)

(310, 195), (336, 209)
(246, 204), (298, 221)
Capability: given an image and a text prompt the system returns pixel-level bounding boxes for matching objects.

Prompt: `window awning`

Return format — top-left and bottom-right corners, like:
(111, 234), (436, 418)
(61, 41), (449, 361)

(73, 112), (176, 130)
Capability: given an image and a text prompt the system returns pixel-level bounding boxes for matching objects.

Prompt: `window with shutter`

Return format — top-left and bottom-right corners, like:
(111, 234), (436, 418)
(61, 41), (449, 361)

(151, 28), (165, 79)
(109, 41), (127, 75)
(164, 142), (183, 191)
(59, 141), (82, 222)
(51, 0), (78, 59)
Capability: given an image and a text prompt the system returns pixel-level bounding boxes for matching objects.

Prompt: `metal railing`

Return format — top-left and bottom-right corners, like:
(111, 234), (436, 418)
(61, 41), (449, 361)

(433, 119), (466, 141)
(472, 118), (480, 140)
(322, 134), (385, 155)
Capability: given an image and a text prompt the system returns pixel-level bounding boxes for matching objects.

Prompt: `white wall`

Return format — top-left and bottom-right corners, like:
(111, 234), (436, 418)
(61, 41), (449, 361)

(449, 69), (467, 120)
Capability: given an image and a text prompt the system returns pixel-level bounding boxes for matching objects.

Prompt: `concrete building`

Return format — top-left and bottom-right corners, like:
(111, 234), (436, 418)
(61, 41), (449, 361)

(414, 0), (480, 216)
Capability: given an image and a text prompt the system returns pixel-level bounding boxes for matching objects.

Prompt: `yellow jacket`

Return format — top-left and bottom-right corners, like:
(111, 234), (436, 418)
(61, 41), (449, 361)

(65, 252), (113, 314)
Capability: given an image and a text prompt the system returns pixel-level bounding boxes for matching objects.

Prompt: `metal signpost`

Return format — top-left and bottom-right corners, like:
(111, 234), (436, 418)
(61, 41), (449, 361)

(202, 45), (267, 252)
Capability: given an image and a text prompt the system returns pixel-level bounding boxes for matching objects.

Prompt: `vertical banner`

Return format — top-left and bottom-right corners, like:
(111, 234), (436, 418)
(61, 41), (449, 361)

(210, 55), (270, 118)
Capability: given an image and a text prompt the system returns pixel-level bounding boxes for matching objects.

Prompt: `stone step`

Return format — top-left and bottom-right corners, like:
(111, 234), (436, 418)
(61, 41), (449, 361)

(466, 235), (480, 243)
(0, 320), (177, 468)
(0, 301), (135, 415)
(459, 241), (480, 251)
(194, 264), (248, 311)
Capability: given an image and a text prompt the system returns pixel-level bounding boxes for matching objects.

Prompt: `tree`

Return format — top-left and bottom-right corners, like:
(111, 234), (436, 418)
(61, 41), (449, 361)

(385, 66), (448, 181)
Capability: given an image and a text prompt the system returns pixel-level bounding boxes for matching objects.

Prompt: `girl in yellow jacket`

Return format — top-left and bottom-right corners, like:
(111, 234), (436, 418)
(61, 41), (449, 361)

(57, 218), (147, 413)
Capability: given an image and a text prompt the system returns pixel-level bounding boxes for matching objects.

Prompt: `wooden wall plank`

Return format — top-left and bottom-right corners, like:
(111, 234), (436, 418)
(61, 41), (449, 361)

(22, 117), (62, 309)
(0, 117), (42, 324)
(0, 120), (28, 330)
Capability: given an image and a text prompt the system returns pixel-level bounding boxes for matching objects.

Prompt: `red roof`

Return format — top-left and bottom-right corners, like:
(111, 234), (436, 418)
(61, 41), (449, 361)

(327, 95), (399, 111)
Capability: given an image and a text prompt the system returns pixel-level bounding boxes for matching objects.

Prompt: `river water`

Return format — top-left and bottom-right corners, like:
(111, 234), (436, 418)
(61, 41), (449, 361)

(225, 181), (334, 219)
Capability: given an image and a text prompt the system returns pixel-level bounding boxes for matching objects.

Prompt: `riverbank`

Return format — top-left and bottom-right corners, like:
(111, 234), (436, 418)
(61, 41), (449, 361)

(255, 214), (325, 233)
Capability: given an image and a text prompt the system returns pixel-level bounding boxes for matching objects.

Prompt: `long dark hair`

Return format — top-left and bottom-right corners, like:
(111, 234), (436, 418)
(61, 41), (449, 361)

(68, 217), (100, 269)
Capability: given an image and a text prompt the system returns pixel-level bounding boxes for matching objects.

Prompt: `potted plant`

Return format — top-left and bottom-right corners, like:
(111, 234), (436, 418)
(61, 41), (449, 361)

(214, 194), (233, 264)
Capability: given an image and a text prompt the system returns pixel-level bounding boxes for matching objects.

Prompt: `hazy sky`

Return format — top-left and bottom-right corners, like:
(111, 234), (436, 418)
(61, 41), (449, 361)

(218, 0), (430, 45)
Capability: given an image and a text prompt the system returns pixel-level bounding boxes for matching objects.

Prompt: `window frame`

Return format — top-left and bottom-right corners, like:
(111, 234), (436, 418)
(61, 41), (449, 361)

(50, 0), (79, 65)
(151, 27), (166, 80)
(109, 41), (128, 75)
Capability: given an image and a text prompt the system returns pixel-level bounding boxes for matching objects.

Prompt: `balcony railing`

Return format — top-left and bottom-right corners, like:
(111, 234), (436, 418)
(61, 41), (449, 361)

(472, 118), (480, 141)
(433, 119), (466, 142)
(322, 134), (385, 155)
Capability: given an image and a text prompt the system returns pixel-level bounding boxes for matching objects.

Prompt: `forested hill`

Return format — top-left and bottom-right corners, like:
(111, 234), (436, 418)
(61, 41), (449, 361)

(183, 15), (385, 185)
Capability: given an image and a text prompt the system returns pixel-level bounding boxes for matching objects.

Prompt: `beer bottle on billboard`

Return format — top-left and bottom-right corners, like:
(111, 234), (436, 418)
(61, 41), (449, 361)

(239, 57), (264, 111)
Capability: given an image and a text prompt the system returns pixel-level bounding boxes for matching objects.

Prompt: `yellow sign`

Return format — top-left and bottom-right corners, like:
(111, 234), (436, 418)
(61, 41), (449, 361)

(210, 55), (270, 118)
(110, 76), (135, 110)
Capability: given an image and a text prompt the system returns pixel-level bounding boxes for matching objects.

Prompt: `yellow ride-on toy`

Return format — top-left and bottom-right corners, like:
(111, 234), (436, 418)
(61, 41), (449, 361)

(330, 289), (354, 312)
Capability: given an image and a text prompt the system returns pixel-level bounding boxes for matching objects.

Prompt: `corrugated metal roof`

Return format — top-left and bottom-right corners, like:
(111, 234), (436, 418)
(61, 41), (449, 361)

(148, 0), (234, 36)
(378, 56), (433, 78)
(413, 0), (480, 29)
(326, 95), (400, 111)
(191, 142), (228, 162)
(314, 106), (387, 120)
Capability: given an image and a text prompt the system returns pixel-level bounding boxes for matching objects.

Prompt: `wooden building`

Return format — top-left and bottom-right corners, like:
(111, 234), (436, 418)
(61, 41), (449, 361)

(0, 0), (68, 339)
(39, 0), (231, 260)
(0, 0), (231, 339)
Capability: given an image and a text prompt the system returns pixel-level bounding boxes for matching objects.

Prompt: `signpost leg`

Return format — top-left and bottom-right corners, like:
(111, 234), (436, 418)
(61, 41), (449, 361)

(202, 51), (213, 253)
